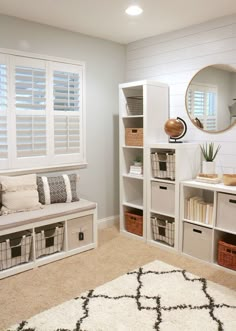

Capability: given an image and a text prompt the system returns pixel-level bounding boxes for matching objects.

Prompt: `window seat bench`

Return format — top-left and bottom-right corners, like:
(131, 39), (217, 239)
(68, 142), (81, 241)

(0, 199), (97, 279)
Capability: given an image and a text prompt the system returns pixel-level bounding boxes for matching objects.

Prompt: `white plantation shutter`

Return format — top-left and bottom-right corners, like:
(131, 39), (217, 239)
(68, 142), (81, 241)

(0, 114), (7, 159)
(15, 66), (46, 111)
(0, 61), (8, 160)
(0, 64), (7, 111)
(53, 64), (82, 159)
(16, 115), (46, 157)
(53, 70), (80, 112)
(188, 84), (217, 130)
(0, 51), (85, 171)
(14, 60), (47, 161)
(54, 115), (80, 154)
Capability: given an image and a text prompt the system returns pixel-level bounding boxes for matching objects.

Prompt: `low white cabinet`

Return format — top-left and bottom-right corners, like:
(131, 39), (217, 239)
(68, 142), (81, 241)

(180, 180), (236, 272)
(0, 200), (97, 279)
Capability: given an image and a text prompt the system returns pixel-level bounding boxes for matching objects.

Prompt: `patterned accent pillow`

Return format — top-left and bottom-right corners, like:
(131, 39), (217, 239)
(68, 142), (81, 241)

(37, 174), (79, 205)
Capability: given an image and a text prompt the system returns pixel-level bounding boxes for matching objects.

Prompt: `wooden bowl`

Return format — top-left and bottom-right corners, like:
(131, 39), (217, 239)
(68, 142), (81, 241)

(223, 174), (236, 186)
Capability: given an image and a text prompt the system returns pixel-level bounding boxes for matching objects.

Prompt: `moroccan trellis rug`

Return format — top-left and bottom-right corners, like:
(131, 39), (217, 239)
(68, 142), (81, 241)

(8, 260), (236, 331)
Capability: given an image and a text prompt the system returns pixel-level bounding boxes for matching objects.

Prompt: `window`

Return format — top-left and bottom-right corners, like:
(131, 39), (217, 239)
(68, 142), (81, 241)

(0, 51), (85, 172)
(187, 84), (217, 131)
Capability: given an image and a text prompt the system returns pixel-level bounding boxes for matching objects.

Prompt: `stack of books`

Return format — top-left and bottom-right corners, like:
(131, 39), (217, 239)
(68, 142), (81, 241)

(185, 196), (213, 225)
(129, 165), (143, 176)
(196, 173), (221, 184)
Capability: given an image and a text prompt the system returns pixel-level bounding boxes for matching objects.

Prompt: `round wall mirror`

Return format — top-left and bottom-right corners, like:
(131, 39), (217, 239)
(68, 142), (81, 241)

(185, 64), (236, 133)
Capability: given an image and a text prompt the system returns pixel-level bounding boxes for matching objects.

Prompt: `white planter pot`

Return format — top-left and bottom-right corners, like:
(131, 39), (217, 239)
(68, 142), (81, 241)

(202, 161), (216, 174)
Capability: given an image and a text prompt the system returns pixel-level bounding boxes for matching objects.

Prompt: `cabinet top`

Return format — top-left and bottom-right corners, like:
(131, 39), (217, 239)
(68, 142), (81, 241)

(119, 80), (168, 89)
(148, 142), (200, 149)
(182, 180), (236, 194)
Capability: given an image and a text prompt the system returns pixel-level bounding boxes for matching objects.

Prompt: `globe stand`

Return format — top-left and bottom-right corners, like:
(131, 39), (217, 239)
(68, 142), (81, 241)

(169, 137), (183, 143)
(165, 117), (187, 143)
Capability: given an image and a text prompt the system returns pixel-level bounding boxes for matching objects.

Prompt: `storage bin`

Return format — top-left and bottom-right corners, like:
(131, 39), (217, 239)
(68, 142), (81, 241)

(35, 223), (64, 258)
(218, 239), (236, 271)
(151, 181), (175, 216)
(151, 216), (175, 246)
(216, 193), (236, 232)
(0, 231), (32, 271)
(151, 152), (175, 180)
(183, 222), (212, 262)
(125, 128), (143, 146)
(126, 96), (143, 115)
(125, 211), (143, 236)
(67, 215), (93, 250)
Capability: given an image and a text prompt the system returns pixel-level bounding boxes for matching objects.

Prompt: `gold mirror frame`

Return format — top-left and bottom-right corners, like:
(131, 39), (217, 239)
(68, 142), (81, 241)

(185, 64), (236, 134)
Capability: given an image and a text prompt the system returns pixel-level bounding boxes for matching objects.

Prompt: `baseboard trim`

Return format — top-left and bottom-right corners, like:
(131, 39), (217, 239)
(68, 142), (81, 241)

(98, 215), (119, 229)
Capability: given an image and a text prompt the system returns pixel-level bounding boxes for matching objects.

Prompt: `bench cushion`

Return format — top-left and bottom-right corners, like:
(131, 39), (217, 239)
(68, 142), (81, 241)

(0, 199), (96, 231)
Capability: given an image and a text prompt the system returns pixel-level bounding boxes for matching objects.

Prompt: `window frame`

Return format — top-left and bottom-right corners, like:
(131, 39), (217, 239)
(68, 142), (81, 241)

(0, 48), (86, 175)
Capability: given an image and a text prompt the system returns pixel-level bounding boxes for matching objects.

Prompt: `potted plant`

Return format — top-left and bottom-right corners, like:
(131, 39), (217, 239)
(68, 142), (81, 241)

(200, 142), (221, 174)
(133, 155), (143, 166)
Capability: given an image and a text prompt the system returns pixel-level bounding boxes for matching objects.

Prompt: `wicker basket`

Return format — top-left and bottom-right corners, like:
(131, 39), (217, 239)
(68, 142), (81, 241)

(125, 212), (143, 236)
(218, 240), (236, 270)
(125, 128), (143, 146)
(223, 174), (236, 186)
(126, 96), (143, 115)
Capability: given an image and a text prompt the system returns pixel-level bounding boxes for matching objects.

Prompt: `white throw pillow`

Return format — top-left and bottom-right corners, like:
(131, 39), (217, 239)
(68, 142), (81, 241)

(0, 174), (41, 215)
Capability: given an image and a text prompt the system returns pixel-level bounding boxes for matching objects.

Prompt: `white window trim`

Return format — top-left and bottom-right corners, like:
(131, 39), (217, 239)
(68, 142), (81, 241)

(0, 48), (86, 174)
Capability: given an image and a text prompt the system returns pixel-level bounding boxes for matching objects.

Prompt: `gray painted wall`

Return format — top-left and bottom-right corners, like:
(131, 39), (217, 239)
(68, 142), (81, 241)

(0, 14), (126, 220)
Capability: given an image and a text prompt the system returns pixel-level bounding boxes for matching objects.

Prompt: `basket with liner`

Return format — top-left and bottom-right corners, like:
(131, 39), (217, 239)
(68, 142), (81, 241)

(35, 222), (64, 258)
(0, 230), (32, 271)
(151, 151), (175, 180)
(151, 215), (175, 246)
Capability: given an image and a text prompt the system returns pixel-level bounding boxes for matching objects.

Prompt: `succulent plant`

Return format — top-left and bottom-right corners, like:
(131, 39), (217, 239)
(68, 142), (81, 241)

(200, 142), (221, 161)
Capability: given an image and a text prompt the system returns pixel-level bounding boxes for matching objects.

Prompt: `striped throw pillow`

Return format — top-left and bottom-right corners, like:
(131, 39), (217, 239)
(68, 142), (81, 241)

(37, 174), (79, 205)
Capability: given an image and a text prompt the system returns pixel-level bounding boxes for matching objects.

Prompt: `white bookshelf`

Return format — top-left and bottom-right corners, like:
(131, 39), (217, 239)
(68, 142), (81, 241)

(119, 80), (169, 240)
(146, 143), (201, 251)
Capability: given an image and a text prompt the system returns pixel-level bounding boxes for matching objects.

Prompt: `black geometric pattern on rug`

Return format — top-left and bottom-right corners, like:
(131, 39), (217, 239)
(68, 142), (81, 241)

(11, 267), (236, 331)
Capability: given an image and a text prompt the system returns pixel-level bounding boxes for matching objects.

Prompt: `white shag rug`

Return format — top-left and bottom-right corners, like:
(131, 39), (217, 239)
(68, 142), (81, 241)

(8, 260), (236, 331)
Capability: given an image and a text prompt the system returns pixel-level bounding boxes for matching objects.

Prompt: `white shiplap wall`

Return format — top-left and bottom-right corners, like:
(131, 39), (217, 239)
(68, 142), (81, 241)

(126, 14), (236, 174)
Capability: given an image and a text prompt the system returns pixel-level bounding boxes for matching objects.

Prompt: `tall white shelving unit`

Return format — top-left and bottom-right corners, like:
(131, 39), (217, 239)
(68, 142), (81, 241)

(119, 80), (169, 240)
(146, 143), (201, 251)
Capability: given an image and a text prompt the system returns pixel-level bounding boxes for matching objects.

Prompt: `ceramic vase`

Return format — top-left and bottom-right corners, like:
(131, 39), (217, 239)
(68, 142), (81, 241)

(202, 160), (216, 174)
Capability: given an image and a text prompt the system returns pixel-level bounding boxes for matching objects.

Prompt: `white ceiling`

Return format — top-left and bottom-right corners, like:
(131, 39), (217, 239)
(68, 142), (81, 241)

(0, 0), (235, 44)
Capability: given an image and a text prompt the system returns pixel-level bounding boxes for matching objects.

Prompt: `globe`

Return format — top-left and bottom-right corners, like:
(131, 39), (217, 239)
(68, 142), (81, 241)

(164, 117), (187, 142)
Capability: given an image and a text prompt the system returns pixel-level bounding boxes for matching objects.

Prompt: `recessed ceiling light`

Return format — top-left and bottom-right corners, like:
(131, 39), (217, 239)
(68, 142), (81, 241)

(125, 5), (143, 16)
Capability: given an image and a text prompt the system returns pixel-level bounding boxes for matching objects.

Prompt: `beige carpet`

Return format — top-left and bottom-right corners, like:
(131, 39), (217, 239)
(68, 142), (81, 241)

(0, 225), (235, 331)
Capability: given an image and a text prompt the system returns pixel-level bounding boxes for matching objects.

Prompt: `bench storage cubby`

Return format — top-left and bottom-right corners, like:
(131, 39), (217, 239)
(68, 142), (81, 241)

(0, 199), (97, 279)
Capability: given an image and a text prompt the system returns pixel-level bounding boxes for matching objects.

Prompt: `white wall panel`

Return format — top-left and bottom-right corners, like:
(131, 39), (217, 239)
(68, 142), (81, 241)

(126, 15), (236, 173)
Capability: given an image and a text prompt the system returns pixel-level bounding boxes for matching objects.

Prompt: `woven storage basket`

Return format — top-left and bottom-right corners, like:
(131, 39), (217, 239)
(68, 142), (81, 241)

(125, 211), (143, 236)
(218, 240), (236, 270)
(125, 128), (143, 146)
(223, 174), (236, 186)
(126, 96), (143, 115)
